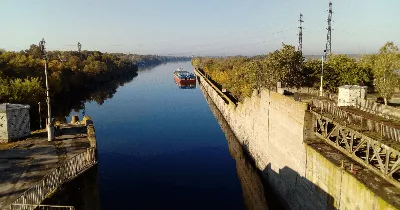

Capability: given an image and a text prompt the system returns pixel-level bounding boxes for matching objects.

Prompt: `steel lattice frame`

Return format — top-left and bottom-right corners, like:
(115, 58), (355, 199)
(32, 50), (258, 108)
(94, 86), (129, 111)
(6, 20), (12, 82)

(312, 111), (400, 188)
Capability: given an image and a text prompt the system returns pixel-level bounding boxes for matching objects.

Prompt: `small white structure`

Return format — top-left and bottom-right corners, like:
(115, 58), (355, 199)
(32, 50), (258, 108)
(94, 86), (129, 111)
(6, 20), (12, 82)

(337, 85), (367, 107)
(0, 103), (30, 143)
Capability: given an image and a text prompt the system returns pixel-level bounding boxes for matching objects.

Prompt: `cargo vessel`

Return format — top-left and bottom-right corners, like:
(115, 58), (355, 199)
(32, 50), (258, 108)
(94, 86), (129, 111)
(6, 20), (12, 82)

(174, 67), (196, 85)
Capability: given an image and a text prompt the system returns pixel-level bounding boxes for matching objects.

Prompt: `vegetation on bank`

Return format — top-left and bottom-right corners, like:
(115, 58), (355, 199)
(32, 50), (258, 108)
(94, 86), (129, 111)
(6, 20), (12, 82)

(0, 44), (189, 105)
(0, 44), (189, 128)
(192, 42), (400, 104)
(0, 45), (135, 105)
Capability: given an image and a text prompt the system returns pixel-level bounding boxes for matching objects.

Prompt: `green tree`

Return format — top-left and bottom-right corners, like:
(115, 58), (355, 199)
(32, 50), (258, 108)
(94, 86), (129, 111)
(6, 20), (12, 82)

(83, 61), (108, 76)
(265, 44), (305, 88)
(25, 44), (42, 59)
(0, 72), (10, 101)
(372, 42), (400, 105)
(9, 77), (45, 104)
(321, 54), (373, 91)
(303, 58), (321, 88)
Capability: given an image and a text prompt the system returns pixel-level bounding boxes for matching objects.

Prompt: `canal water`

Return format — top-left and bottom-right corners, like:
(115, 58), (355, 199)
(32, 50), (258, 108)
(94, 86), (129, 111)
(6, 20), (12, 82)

(51, 61), (278, 209)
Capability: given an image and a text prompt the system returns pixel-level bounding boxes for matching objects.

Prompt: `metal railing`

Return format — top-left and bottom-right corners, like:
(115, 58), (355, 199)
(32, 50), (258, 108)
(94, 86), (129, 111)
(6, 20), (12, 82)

(194, 68), (237, 105)
(11, 147), (97, 209)
(311, 98), (400, 142)
(10, 204), (75, 210)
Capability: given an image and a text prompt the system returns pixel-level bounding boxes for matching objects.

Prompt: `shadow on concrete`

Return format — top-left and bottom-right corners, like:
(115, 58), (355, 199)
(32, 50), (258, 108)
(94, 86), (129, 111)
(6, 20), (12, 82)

(261, 165), (336, 210)
(41, 165), (100, 210)
(202, 83), (337, 210)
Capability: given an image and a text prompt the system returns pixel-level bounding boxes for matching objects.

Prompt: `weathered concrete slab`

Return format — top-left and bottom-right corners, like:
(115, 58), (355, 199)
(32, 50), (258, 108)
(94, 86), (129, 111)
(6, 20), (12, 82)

(0, 124), (90, 209)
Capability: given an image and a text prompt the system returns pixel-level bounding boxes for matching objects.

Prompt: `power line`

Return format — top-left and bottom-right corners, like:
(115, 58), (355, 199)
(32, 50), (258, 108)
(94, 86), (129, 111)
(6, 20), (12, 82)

(164, 35), (288, 56)
(164, 27), (295, 52)
(144, 20), (298, 47)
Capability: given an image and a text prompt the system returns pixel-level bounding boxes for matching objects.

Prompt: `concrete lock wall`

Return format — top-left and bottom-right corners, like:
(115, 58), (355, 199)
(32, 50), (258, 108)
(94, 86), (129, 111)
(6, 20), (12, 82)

(0, 112), (8, 142)
(197, 72), (397, 210)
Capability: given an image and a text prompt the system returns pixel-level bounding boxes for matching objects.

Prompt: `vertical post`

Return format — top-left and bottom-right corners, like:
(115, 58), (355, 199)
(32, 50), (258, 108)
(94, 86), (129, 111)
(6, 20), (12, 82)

(44, 58), (54, 141)
(40, 38), (54, 141)
(319, 56), (324, 97)
(298, 13), (304, 53)
(38, 102), (42, 129)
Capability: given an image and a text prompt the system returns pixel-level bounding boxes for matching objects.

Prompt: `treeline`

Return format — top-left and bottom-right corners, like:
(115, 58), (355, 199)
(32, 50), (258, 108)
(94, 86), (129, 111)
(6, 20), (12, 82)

(0, 45), (137, 106)
(0, 44), (190, 106)
(118, 54), (191, 66)
(192, 42), (400, 105)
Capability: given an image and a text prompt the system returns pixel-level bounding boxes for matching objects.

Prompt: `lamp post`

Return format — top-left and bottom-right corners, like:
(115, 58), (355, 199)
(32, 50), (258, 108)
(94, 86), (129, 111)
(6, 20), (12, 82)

(39, 38), (54, 141)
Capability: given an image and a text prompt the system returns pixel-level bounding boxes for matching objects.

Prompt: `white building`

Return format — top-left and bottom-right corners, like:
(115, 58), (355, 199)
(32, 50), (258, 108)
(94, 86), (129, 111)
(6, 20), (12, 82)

(0, 103), (30, 143)
(337, 85), (367, 107)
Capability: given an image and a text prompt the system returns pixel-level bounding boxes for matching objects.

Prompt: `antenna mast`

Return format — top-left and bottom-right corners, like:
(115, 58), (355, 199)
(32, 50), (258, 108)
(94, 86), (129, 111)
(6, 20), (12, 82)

(298, 13), (304, 53)
(324, 1), (333, 59)
(77, 42), (82, 53)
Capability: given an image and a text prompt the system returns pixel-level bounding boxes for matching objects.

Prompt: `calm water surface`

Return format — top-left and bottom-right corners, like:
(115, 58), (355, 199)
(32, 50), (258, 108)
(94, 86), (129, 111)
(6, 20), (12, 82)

(59, 61), (275, 209)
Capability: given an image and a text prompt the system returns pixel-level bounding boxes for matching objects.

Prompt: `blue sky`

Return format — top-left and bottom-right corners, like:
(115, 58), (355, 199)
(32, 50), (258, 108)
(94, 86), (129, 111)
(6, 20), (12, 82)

(0, 0), (399, 56)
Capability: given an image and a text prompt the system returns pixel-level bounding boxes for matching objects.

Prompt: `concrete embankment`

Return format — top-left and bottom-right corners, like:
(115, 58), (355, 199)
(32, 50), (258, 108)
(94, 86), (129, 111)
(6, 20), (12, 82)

(202, 86), (270, 210)
(0, 117), (97, 209)
(195, 69), (399, 210)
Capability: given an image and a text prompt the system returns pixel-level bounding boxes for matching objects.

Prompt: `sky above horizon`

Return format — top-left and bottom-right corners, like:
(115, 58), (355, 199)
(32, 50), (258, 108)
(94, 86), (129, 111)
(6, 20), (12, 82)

(0, 0), (399, 56)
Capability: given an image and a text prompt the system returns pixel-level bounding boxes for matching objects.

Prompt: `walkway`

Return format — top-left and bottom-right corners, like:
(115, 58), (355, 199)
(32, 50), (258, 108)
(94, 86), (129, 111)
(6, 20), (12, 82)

(0, 125), (90, 209)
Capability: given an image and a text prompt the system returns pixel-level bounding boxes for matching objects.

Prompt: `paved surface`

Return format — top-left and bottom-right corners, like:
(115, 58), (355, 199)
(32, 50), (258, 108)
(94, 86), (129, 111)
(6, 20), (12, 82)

(0, 125), (90, 209)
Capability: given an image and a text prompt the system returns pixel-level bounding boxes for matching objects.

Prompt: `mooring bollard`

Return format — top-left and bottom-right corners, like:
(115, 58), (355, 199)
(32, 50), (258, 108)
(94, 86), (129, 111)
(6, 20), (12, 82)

(71, 115), (79, 124)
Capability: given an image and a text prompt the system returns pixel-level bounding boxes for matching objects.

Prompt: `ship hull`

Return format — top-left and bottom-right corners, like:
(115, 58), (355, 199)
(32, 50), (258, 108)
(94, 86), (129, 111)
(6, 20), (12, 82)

(174, 75), (196, 84)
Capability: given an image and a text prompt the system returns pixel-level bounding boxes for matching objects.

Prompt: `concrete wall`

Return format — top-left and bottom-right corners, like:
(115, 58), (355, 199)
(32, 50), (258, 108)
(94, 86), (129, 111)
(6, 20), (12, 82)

(203, 87), (270, 210)
(197, 71), (398, 210)
(0, 112), (8, 142)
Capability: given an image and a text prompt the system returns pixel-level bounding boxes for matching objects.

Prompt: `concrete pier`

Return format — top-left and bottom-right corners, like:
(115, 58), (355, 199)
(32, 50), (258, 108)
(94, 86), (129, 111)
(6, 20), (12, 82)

(0, 122), (97, 209)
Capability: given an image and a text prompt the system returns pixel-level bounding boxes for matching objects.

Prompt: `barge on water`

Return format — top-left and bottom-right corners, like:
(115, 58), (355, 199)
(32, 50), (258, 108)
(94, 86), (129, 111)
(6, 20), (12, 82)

(174, 67), (196, 85)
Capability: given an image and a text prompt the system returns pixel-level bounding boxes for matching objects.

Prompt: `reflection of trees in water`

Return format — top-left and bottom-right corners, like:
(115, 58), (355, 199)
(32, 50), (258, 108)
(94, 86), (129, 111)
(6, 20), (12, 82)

(42, 165), (100, 210)
(31, 71), (138, 129)
(201, 85), (268, 210)
(137, 61), (190, 73)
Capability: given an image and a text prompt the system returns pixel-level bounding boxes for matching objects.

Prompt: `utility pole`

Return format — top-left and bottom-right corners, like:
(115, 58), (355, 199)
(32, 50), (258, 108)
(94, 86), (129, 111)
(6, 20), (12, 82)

(298, 13), (304, 53)
(324, 1), (333, 59)
(38, 102), (42, 129)
(77, 42), (82, 53)
(77, 42), (85, 116)
(39, 38), (54, 141)
(320, 56), (324, 97)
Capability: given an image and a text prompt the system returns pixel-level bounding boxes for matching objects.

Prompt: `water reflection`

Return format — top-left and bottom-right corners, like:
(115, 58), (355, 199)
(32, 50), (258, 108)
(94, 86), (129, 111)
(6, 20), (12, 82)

(201, 85), (269, 210)
(42, 165), (100, 210)
(175, 80), (197, 89)
(52, 71), (138, 122)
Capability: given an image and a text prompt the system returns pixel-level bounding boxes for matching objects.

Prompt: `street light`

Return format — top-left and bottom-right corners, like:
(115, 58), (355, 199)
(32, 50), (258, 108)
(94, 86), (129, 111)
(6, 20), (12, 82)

(39, 38), (54, 141)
